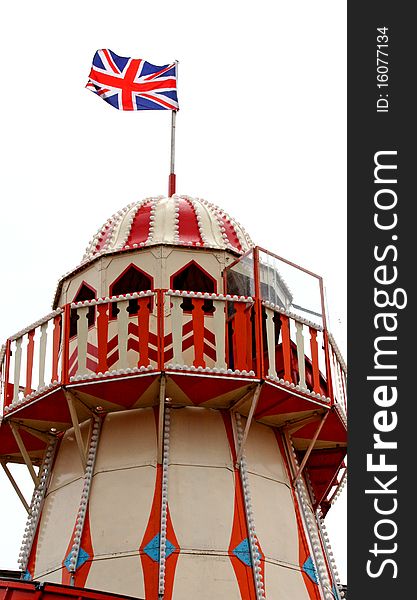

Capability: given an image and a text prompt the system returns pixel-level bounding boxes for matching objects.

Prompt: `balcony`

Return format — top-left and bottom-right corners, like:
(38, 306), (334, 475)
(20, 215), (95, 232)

(0, 248), (347, 512)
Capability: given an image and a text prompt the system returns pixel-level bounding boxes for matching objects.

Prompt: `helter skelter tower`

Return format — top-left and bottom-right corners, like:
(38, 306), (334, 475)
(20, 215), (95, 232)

(0, 195), (347, 600)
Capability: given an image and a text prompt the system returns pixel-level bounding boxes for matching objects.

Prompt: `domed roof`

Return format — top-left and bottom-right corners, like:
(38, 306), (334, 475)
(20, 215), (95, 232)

(82, 195), (253, 263)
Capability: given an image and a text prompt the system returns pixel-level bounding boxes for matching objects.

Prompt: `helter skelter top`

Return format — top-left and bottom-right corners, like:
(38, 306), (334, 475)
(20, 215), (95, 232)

(81, 195), (254, 263)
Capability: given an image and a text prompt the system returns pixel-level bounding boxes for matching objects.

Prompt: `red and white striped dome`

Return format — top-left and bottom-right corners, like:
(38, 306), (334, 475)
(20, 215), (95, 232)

(82, 195), (253, 263)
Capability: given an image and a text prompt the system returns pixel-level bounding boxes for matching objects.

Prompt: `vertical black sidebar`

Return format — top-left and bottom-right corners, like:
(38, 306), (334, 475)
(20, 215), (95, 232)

(348, 2), (414, 598)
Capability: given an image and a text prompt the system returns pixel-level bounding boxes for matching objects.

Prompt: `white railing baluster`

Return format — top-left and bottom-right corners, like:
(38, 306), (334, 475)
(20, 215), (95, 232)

(116, 300), (129, 369)
(212, 299), (227, 370)
(38, 322), (48, 387)
(171, 295), (183, 365)
(13, 337), (23, 403)
(265, 307), (277, 379)
(295, 320), (306, 389)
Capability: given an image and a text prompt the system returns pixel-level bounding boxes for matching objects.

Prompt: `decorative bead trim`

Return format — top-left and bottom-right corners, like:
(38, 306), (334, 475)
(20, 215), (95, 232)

(69, 365), (154, 382)
(209, 201), (239, 252)
(198, 197), (254, 252)
(330, 469), (347, 506)
(173, 196), (180, 243)
(18, 437), (58, 572)
(186, 196), (208, 246)
(262, 301), (323, 332)
(188, 196), (222, 248)
(105, 206), (133, 254)
(67, 417), (101, 574)
(4, 381), (61, 414)
(235, 413), (266, 600)
(120, 200), (149, 250)
(166, 290), (253, 303)
(334, 402), (347, 428)
(158, 405), (170, 596)
(70, 290), (154, 309)
(82, 216), (115, 262)
(165, 363), (256, 377)
(265, 375), (331, 403)
(287, 435), (335, 600)
(317, 509), (344, 598)
(10, 309), (63, 342)
(328, 332), (347, 374)
(146, 198), (159, 246)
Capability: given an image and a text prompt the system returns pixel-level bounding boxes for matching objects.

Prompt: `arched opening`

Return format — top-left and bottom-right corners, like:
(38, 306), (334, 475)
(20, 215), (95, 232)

(171, 261), (217, 313)
(70, 283), (96, 338)
(110, 264), (153, 317)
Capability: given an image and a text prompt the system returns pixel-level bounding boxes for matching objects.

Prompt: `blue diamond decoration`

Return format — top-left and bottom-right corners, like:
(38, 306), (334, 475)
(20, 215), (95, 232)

(233, 538), (252, 567)
(23, 570), (31, 581)
(302, 556), (318, 584)
(143, 534), (176, 563)
(64, 547), (90, 573)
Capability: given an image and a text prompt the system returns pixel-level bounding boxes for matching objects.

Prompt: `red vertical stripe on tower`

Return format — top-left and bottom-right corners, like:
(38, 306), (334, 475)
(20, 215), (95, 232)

(126, 200), (153, 246)
(25, 525), (40, 580)
(178, 198), (203, 245)
(274, 431), (322, 600)
(61, 506), (95, 587)
(219, 214), (243, 251)
(221, 412), (257, 600)
(139, 407), (179, 600)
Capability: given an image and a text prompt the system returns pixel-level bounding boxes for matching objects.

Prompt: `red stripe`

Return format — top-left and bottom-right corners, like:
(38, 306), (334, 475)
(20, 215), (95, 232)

(143, 63), (175, 82)
(121, 59), (141, 110)
(89, 68), (176, 94)
(87, 342), (98, 358)
(95, 220), (114, 253)
(102, 49), (119, 74)
(178, 197), (203, 245)
(221, 412), (257, 599)
(107, 349), (119, 368)
(219, 214), (242, 251)
(69, 347), (78, 370)
(127, 200), (153, 245)
(275, 432), (322, 600)
(139, 92), (177, 110)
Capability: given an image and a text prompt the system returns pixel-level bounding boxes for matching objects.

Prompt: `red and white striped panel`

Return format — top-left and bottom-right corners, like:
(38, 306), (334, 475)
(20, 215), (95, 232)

(82, 196), (253, 263)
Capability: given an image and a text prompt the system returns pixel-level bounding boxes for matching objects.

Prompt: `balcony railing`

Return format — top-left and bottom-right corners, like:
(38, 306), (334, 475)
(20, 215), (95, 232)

(0, 248), (347, 416)
(1, 292), (346, 417)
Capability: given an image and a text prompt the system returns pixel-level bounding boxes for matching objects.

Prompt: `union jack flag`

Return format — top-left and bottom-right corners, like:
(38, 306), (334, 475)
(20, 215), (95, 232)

(86, 49), (178, 111)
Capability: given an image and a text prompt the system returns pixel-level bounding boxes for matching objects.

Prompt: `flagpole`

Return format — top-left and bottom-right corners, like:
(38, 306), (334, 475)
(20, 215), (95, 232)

(168, 60), (178, 197)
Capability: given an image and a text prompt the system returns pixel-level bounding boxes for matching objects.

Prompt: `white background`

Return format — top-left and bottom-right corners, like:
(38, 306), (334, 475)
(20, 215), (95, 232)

(0, 0), (347, 584)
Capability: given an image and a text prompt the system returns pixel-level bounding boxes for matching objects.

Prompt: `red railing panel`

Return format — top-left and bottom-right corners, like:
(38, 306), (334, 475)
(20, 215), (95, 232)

(233, 302), (248, 371)
(61, 304), (71, 385)
(137, 297), (150, 367)
(52, 315), (61, 382)
(97, 303), (109, 373)
(191, 298), (205, 368)
(309, 327), (321, 394)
